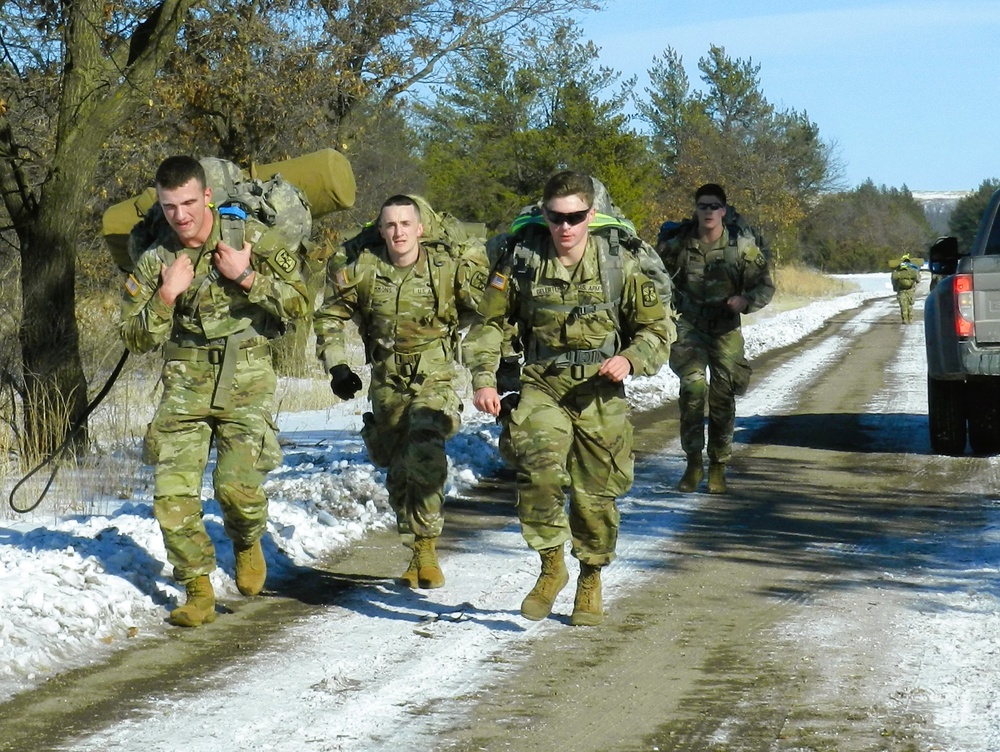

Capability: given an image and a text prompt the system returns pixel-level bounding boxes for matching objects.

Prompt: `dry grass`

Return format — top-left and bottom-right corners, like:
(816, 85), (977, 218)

(763, 263), (857, 314)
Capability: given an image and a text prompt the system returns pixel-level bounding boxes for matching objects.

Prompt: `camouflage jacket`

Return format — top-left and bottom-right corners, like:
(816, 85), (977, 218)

(120, 208), (310, 354)
(314, 243), (489, 372)
(463, 234), (673, 392)
(659, 227), (774, 334)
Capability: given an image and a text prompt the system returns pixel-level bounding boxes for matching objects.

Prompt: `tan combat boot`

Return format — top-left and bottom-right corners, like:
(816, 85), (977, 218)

(169, 575), (217, 627)
(677, 452), (704, 492)
(414, 536), (445, 589)
(234, 540), (267, 596)
(398, 547), (421, 588)
(570, 563), (603, 626)
(521, 545), (569, 620)
(707, 462), (727, 494)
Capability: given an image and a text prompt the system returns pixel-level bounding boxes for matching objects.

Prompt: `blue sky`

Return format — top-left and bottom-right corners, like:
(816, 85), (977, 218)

(579, 0), (999, 192)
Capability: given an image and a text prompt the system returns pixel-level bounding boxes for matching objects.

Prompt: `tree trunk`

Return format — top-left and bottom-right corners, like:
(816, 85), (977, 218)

(18, 178), (90, 460)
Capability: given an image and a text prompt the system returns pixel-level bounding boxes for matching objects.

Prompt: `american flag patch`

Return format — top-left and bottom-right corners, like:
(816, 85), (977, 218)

(335, 268), (350, 288)
(125, 274), (141, 297)
(489, 271), (508, 291)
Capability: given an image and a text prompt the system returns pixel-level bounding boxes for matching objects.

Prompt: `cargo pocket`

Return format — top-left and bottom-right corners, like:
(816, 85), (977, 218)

(731, 359), (753, 397)
(255, 416), (283, 472)
(361, 412), (391, 468)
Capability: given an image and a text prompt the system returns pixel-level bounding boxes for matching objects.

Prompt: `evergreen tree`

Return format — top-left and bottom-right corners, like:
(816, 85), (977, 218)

(949, 180), (1000, 253)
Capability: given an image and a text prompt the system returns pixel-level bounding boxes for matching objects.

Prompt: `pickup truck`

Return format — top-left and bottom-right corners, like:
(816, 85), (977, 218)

(924, 187), (1000, 455)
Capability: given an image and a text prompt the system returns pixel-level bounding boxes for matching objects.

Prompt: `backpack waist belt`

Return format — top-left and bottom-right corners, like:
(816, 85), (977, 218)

(527, 336), (617, 370)
(163, 341), (270, 364)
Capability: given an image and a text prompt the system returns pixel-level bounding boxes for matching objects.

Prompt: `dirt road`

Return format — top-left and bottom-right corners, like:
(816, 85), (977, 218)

(3, 297), (995, 751)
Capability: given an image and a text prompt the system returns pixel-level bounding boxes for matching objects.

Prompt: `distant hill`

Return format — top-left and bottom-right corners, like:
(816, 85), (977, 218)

(912, 191), (971, 236)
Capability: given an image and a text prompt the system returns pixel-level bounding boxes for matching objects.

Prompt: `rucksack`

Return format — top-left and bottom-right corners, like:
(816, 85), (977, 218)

(118, 158), (314, 277)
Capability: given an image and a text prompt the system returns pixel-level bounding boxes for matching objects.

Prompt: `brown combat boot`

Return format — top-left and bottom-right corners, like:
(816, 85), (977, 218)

(398, 548), (421, 588)
(570, 563), (603, 626)
(414, 536), (445, 589)
(521, 545), (569, 620)
(234, 540), (267, 596)
(169, 575), (217, 627)
(677, 452), (704, 492)
(707, 462), (727, 494)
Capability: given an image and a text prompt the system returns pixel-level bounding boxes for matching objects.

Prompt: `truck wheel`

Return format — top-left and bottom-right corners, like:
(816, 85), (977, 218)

(927, 376), (967, 455)
(967, 379), (1000, 455)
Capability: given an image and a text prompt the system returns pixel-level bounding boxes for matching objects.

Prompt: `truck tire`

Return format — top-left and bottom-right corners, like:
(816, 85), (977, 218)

(927, 376), (967, 456)
(967, 379), (1000, 455)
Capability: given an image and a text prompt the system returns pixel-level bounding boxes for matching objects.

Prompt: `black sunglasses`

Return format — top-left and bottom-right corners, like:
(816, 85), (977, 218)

(543, 207), (591, 226)
(696, 202), (725, 211)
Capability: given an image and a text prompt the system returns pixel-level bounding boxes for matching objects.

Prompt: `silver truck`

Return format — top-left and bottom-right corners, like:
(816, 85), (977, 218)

(924, 188), (1000, 455)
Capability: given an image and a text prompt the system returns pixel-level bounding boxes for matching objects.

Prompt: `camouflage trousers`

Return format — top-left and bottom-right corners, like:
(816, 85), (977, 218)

(669, 319), (751, 464)
(149, 355), (281, 584)
(896, 289), (916, 323)
(362, 363), (461, 542)
(505, 371), (633, 566)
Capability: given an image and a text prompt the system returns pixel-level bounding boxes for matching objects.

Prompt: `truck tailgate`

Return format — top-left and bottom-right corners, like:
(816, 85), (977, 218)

(973, 255), (1000, 344)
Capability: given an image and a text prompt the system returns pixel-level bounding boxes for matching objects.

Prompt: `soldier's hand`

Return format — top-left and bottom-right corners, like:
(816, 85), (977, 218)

(330, 364), (362, 400)
(473, 387), (501, 416)
(214, 239), (254, 287)
(598, 355), (633, 383)
(725, 295), (749, 313)
(158, 257), (195, 306)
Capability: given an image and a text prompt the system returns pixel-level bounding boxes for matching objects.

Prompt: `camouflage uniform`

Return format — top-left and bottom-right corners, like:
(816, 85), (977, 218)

(891, 262), (921, 323)
(315, 243), (489, 542)
(464, 234), (673, 565)
(660, 227), (774, 464)
(120, 210), (309, 584)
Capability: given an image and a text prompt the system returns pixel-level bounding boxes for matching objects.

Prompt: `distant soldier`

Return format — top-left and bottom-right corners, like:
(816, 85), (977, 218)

(891, 254), (922, 323)
(121, 155), (310, 627)
(314, 195), (489, 589)
(658, 183), (774, 494)
(465, 170), (673, 626)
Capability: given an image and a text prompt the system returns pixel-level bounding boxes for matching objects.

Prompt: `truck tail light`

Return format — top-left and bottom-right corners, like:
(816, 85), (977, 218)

(954, 273), (974, 338)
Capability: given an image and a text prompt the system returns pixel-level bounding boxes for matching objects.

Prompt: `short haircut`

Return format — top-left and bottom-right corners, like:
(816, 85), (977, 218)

(155, 156), (206, 191)
(542, 170), (595, 207)
(695, 183), (727, 205)
(379, 195), (420, 225)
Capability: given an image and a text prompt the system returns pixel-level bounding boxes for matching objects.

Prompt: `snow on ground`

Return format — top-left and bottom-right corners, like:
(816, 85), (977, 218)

(7, 273), (993, 750)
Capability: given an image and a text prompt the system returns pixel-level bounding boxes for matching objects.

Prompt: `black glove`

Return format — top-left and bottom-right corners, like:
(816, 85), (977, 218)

(497, 392), (520, 423)
(330, 364), (362, 400)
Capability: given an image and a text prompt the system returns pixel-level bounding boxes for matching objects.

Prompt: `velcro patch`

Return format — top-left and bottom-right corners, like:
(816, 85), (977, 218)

(267, 247), (297, 278)
(125, 275), (141, 297)
(641, 281), (658, 308)
(489, 271), (508, 291)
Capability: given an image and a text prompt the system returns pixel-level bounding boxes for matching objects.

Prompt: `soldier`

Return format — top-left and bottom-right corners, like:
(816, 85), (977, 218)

(121, 155), (310, 627)
(891, 254), (922, 323)
(465, 170), (673, 626)
(314, 195), (489, 589)
(658, 183), (774, 494)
